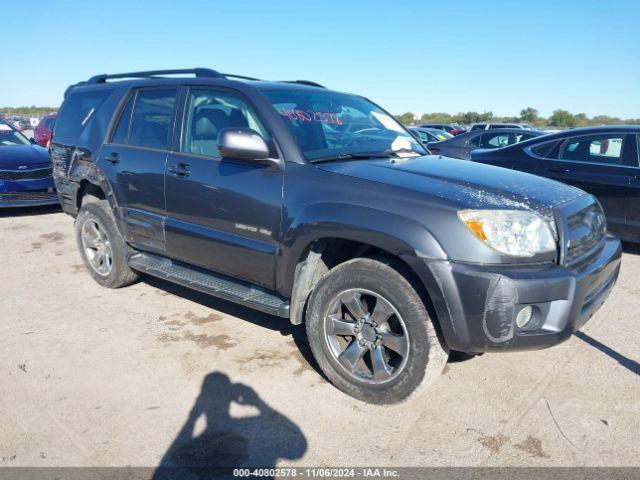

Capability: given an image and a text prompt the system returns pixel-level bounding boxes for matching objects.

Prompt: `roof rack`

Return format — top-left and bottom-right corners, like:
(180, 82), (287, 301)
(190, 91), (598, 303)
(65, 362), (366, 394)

(281, 80), (326, 88)
(65, 70), (328, 97)
(87, 68), (224, 84)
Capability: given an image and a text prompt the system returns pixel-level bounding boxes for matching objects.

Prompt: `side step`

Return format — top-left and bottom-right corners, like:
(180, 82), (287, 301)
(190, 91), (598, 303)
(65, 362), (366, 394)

(129, 253), (290, 318)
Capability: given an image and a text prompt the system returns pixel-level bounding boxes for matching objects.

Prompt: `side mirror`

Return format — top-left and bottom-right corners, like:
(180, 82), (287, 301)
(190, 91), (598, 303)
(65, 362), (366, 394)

(217, 128), (272, 162)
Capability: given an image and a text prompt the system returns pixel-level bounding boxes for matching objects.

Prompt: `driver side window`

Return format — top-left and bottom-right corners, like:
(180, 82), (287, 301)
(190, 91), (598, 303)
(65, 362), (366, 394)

(181, 89), (269, 158)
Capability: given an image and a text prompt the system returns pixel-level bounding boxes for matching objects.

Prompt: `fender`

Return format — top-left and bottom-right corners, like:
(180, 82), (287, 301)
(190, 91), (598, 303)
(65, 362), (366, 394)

(277, 202), (449, 296)
(53, 143), (125, 235)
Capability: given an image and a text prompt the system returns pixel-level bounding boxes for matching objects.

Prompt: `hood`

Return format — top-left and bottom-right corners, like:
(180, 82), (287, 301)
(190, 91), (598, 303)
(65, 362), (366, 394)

(317, 155), (584, 216)
(0, 144), (51, 170)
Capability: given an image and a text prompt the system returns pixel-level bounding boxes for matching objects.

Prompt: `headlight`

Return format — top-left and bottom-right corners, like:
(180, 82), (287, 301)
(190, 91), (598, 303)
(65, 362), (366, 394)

(458, 209), (556, 257)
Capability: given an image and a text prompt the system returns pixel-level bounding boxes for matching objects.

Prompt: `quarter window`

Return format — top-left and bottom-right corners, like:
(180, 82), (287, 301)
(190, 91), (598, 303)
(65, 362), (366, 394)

(128, 89), (177, 150)
(529, 141), (559, 158)
(560, 134), (625, 164)
(182, 89), (269, 158)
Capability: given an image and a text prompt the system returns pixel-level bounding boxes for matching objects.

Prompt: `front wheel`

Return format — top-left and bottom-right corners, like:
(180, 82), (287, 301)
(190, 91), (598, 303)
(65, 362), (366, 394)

(305, 258), (448, 404)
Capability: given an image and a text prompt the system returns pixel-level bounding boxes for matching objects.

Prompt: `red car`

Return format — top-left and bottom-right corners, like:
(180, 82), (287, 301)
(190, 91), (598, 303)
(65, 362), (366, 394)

(34, 114), (56, 147)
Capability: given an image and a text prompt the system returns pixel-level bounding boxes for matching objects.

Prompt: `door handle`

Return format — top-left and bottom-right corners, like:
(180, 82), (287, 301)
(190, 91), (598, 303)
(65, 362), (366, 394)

(103, 152), (120, 165)
(168, 163), (191, 177)
(547, 167), (571, 173)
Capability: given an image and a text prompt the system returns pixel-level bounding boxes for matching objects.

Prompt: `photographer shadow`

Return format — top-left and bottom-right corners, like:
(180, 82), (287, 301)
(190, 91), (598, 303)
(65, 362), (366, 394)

(153, 372), (307, 480)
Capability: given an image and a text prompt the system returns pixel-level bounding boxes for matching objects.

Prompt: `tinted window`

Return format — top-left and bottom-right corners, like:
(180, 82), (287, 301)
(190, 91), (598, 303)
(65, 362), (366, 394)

(44, 117), (56, 130)
(55, 90), (111, 139)
(480, 132), (510, 148)
(471, 124), (485, 131)
(530, 140), (559, 158)
(468, 134), (481, 147)
(560, 134), (625, 165)
(182, 89), (269, 158)
(129, 89), (177, 149)
(110, 94), (135, 144)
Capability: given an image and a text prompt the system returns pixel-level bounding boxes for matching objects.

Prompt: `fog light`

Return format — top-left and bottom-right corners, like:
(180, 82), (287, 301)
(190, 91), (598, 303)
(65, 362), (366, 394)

(515, 306), (534, 328)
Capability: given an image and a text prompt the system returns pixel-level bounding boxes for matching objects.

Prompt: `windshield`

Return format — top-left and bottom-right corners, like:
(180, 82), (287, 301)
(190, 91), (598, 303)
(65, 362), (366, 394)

(0, 123), (30, 146)
(261, 88), (426, 161)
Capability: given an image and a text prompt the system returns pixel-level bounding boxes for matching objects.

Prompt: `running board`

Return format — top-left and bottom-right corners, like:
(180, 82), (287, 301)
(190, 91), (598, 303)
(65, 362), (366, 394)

(129, 253), (290, 318)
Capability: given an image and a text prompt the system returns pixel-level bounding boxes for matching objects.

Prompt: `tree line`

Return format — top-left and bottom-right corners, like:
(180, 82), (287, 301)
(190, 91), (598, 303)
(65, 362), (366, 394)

(395, 107), (640, 128)
(0, 106), (57, 118)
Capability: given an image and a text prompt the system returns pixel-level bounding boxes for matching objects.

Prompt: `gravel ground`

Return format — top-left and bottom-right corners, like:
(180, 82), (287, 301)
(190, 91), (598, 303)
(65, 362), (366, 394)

(1, 206), (639, 469)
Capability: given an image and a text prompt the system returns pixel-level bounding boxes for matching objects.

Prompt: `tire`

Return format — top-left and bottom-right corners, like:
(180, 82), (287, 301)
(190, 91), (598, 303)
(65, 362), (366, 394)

(305, 257), (448, 404)
(75, 196), (138, 288)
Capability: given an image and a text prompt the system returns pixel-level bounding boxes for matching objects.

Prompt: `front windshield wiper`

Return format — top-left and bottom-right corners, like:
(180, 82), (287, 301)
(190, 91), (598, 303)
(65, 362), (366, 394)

(310, 152), (394, 164)
(383, 148), (425, 157)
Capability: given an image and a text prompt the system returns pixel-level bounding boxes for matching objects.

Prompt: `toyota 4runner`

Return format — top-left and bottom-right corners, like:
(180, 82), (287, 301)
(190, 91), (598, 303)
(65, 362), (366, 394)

(51, 69), (621, 403)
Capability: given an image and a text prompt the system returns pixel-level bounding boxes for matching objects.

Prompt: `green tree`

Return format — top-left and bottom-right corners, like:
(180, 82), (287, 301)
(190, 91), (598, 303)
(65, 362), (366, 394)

(548, 109), (576, 127)
(395, 112), (416, 125)
(519, 107), (539, 124)
(420, 112), (452, 124)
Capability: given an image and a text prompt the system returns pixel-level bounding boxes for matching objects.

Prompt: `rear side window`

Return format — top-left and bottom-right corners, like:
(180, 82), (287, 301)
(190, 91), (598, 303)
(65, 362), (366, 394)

(128, 89), (177, 150)
(560, 134), (625, 165)
(44, 117), (56, 130)
(110, 94), (135, 144)
(480, 132), (510, 148)
(55, 90), (111, 139)
(470, 124), (485, 131)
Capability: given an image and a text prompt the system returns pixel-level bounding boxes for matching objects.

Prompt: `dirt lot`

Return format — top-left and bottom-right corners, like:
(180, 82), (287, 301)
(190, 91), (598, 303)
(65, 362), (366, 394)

(1, 206), (639, 469)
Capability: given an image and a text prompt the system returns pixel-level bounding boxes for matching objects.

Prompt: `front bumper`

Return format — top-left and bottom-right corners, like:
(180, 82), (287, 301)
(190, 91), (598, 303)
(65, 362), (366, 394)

(425, 234), (621, 353)
(0, 178), (59, 208)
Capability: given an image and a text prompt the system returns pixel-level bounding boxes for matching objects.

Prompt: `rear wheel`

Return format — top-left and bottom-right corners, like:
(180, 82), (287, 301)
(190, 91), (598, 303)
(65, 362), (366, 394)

(305, 258), (448, 404)
(75, 197), (138, 288)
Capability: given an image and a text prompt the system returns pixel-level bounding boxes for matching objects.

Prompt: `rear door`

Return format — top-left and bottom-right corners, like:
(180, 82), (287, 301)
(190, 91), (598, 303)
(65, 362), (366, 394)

(98, 87), (178, 253)
(164, 87), (284, 288)
(538, 132), (632, 238)
(625, 134), (640, 241)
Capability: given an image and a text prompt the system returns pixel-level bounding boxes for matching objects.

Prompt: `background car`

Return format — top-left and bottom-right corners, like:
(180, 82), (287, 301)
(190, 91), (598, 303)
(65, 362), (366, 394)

(0, 121), (58, 207)
(418, 123), (467, 135)
(469, 122), (535, 131)
(427, 128), (544, 159)
(409, 126), (453, 146)
(469, 125), (640, 243)
(34, 114), (57, 147)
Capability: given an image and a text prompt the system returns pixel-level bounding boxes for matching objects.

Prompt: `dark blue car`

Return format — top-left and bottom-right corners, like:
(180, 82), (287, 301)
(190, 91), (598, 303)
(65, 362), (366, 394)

(0, 121), (58, 207)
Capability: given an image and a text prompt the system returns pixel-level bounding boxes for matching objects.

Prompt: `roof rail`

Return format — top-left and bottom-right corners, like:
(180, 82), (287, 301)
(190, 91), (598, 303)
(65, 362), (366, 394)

(222, 73), (263, 81)
(281, 80), (326, 88)
(86, 68), (224, 84)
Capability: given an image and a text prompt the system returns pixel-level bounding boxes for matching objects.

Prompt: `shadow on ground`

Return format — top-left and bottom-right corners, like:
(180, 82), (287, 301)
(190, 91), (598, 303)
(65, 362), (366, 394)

(574, 330), (639, 376)
(143, 275), (324, 379)
(152, 371), (307, 480)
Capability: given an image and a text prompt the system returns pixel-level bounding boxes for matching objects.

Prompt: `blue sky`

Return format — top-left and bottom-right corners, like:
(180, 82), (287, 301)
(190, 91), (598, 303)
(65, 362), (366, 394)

(2, 0), (639, 118)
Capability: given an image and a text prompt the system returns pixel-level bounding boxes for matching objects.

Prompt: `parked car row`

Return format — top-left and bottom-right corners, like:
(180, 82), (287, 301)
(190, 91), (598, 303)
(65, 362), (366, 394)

(28, 68), (620, 405)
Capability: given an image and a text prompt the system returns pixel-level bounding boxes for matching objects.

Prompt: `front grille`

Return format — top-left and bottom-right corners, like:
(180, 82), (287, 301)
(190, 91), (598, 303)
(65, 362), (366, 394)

(558, 198), (607, 267)
(0, 191), (58, 202)
(0, 168), (52, 181)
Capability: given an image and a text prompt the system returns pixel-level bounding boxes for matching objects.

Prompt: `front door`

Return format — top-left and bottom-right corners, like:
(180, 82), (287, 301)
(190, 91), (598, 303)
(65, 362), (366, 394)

(164, 87), (283, 288)
(538, 132), (632, 238)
